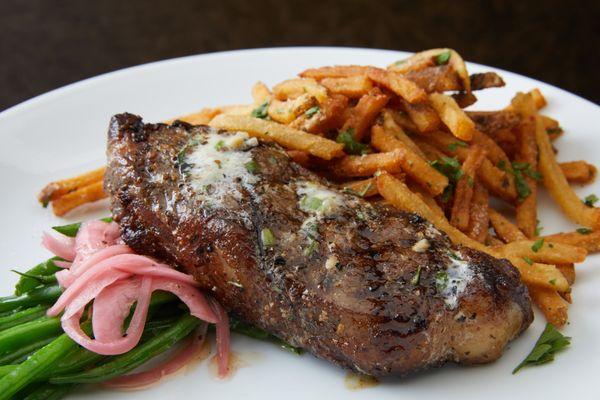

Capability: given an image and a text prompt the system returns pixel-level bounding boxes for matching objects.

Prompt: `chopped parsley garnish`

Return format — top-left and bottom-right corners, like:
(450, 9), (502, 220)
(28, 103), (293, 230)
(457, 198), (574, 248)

(268, 155), (278, 165)
(244, 160), (259, 173)
(214, 140), (225, 151)
(447, 250), (462, 260)
(260, 228), (276, 248)
(393, 59), (406, 66)
(304, 239), (318, 257)
(576, 227), (592, 234)
(549, 279), (556, 285)
(523, 256), (533, 265)
(512, 162), (542, 181)
(336, 128), (368, 155)
(448, 141), (468, 151)
(431, 156), (463, 202)
(467, 175), (474, 187)
(583, 194), (598, 207)
(513, 323), (571, 374)
(534, 220), (543, 236)
(300, 196), (324, 211)
(546, 127), (563, 136)
(305, 106), (320, 117)
(251, 101), (269, 119)
(357, 182), (373, 197)
(531, 239), (545, 252)
(435, 271), (449, 292)
(176, 136), (200, 172)
(410, 266), (422, 285)
(435, 50), (451, 65)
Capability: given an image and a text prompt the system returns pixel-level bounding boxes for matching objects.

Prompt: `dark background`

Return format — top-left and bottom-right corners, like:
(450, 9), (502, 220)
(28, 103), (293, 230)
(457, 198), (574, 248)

(1, 0), (598, 111)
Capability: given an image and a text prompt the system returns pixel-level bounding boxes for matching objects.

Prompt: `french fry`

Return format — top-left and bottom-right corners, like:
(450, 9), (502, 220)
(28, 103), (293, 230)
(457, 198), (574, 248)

(535, 114), (600, 228)
(412, 139), (448, 162)
(376, 172), (491, 254)
(488, 209), (526, 242)
(366, 67), (427, 104)
(429, 93), (476, 141)
(210, 114), (344, 160)
(38, 166), (106, 206)
(467, 182), (489, 243)
(371, 125), (448, 196)
(544, 230), (600, 253)
(299, 65), (369, 80)
(402, 100), (441, 133)
(486, 234), (505, 247)
(496, 240), (587, 264)
(286, 150), (311, 167)
(514, 112), (539, 237)
(509, 258), (569, 292)
(272, 78), (327, 102)
(268, 94), (318, 124)
(452, 91), (478, 108)
(560, 161), (597, 184)
(540, 115), (563, 141)
(528, 88), (547, 110)
(342, 177), (379, 197)
(387, 108), (419, 133)
(342, 88), (389, 141)
(450, 145), (486, 230)
(402, 64), (462, 93)
(470, 72), (505, 91)
(528, 286), (568, 327)
(291, 94), (349, 134)
(320, 76), (373, 98)
(556, 263), (576, 286)
(381, 109), (426, 158)
(51, 181), (107, 217)
(330, 151), (404, 178)
(251, 81), (271, 105)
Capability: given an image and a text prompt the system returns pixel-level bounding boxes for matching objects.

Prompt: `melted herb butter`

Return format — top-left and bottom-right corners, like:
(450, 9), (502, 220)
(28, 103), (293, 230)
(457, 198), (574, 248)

(439, 254), (474, 309)
(296, 181), (345, 216)
(184, 131), (259, 201)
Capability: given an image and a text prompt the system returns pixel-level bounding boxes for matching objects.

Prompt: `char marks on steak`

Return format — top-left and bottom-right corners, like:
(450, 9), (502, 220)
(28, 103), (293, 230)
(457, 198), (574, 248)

(105, 113), (533, 377)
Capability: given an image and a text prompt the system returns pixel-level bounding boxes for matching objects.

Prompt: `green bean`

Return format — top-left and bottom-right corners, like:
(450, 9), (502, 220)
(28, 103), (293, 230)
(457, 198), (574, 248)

(0, 285), (62, 314)
(0, 335), (58, 365)
(0, 333), (78, 400)
(0, 365), (14, 378)
(12, 270), (58, 285)
(51, 223), (82, 237)
(51, 314), (200, 384)
(23, 383), (74, 400)
(14, 259), (62, 296)
(0, 305), (47, 331)
(0, 317), (61, 359)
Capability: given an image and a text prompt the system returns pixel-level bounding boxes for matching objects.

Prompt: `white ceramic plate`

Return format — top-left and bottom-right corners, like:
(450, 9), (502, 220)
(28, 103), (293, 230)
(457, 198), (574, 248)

(0, 47), (598, 400)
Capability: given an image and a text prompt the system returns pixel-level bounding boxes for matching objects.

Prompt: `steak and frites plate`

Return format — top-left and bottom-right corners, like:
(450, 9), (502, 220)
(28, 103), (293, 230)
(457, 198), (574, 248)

(1, 48), (599, 400)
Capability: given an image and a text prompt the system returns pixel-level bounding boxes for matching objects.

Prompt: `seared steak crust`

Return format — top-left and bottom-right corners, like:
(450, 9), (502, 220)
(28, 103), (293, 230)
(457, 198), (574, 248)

(105, 113), (532, 376)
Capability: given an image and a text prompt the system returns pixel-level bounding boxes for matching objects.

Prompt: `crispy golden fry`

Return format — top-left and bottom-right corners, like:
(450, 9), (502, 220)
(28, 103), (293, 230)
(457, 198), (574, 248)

(38, 166), (106, 206)
(467, 182), (490, 243)
(560, 161), (597, 184)
(268, 94), (318, 124)
(402, 100), (441, 133)
(429, 93), (476, 141)
(540, 115), (563, 141)
(544, 230), (600, 253)
(366, 67), (427, 104)
(168, 108), (220, 125)
(408, 183), (447, 219)
(371, 125), (448, 196)
(320, 76), (373, 98)
(529, 88), (547, 110)
(471, 129), (512, 167)
(299, 65), (369, 80)
(272, 78), (327, 102)
(514, 112), (539, 237)
(528, 286), (568, 327)
(381, 109), (426, 158)
(450, 145), (486, 230)
(51, 181), (107, 217)
(342, 177), (379, 197)
(536, 114), (600, 228)
(342, 88), (389, 141)
(486, 234), (505, 246)
(556, 263), (576, 286)
(452, 92), (478, 108)
(291, 94), (348, 134)
(488, 209), (526, 243)
(376, 172), (490, 254)
(330, 151), (404, 178)
(412, 139), (447, 161)
(387, 108), (419, 133)
(509, 258), (569, 292)
(210, 114), (344, 160)
(496, 240), (587, 264)
(251, 81), (271, 104)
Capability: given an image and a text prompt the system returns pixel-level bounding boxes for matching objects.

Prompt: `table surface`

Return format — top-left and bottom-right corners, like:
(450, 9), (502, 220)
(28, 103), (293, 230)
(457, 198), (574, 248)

(0, 0), (598, 111)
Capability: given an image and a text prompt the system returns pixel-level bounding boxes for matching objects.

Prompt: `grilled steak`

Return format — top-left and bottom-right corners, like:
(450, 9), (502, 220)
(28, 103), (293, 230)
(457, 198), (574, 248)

(105, 113), (533, 377)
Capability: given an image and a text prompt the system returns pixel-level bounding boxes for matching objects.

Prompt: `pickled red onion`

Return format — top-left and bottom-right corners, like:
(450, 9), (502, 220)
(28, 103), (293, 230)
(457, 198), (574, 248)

(42, 232), (76, 261)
